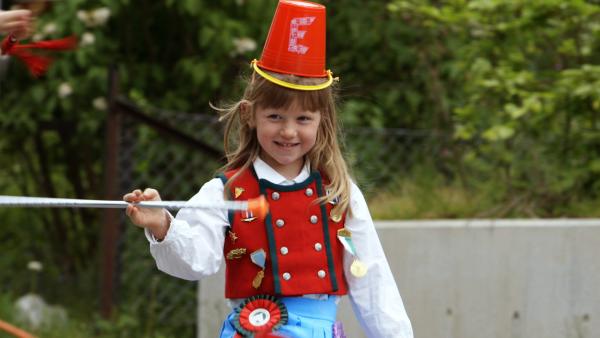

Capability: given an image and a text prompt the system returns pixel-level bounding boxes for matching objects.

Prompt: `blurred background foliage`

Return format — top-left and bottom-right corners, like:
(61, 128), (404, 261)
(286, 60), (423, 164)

(1, 0), (600, 336)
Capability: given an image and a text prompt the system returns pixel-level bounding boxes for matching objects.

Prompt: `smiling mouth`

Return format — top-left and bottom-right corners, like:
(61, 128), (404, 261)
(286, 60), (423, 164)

(274, 141), (299, 148)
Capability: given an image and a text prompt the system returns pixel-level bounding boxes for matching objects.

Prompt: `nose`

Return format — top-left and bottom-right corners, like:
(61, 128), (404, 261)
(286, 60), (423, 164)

(280, 123), (297, 139)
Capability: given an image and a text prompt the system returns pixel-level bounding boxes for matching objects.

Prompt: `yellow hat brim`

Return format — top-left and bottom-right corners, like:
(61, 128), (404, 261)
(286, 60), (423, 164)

(251, 60), (334, 91)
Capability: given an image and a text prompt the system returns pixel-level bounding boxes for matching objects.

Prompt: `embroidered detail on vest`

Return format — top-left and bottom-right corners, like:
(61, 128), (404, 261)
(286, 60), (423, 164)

(241, 210), (257, 222)
(252, 270), (265, 289)
(228, 231), (239, 243)
(250, 249), (267, 289)
(227, 248), (247, 260)
(234, 187), (245, 198)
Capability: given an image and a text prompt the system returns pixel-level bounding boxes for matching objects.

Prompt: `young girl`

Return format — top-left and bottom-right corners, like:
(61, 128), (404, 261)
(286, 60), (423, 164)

(123, 1), (413, 337)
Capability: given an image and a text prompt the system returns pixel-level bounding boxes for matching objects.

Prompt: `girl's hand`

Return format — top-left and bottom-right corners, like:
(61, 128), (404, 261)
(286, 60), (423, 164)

(123, 188), (169, 239)
(0, 10), (32, 38)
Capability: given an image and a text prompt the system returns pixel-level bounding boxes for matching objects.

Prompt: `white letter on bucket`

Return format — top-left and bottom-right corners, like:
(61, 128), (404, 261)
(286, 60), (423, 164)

(288, 17), (315, 55)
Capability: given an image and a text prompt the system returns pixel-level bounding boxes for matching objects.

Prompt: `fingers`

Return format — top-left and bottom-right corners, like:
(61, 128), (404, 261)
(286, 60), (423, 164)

(0, 10), (32, 34)
(123, 189), (142, 202)
(2, 21), (27, 31)
(0, 9), (32, 23)
(124, 188), (161, 204)
(123, 188), (166, 230)
(125, 204), (135, 217)
(0, 9), (32, 19)
(143, 188), (161, 201)
(12, 21), (34, 40)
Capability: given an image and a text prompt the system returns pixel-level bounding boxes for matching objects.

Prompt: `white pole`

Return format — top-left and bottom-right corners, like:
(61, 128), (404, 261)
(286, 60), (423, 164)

(0, 195), (249, 211)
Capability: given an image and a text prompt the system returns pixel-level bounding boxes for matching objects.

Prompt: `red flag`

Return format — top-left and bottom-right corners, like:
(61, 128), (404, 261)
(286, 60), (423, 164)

(1, 34), (77, 77)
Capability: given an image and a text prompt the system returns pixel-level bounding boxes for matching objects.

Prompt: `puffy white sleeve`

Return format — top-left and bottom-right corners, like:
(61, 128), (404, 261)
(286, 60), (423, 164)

(344, 182), (413, 338)
(144, 178), (228, 281)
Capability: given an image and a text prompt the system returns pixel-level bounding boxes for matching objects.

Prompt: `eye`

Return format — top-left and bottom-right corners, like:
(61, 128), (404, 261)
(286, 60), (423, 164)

(267, 114), (282, 120)
(297, 115), (313, 122)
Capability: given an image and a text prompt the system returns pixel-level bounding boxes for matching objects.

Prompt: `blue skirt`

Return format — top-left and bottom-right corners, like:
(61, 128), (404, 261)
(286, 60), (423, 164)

(219, 296), (339, 338)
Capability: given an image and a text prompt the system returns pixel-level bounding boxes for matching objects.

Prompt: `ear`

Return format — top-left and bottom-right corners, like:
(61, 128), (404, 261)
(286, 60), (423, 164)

(241, 101), (256, 128)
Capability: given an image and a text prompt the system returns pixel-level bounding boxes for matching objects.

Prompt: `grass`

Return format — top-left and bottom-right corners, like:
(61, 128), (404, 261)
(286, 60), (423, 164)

(368, 176), (496, 219)
(369, 181), (482, 219)
(366, 167), (600, 220)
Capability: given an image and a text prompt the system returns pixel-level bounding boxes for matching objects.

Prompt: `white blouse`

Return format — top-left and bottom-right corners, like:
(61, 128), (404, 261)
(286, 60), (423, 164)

(144, 158), (413, 338)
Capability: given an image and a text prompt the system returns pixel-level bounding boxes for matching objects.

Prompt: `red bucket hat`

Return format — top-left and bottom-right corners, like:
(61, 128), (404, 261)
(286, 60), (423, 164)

(251, 0), (335, 91)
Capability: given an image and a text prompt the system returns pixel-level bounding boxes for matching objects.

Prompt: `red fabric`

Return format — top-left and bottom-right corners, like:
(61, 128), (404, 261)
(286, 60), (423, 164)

(222, 168), (348, 298)
(1, 35), (77, 77)
(1, 35), (16, 53)
(14, 36), (78, 51)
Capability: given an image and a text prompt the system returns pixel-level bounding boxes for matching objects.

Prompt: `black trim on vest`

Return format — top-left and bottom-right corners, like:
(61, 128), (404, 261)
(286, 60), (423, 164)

(258, 183), (282, 294)
(258, 171), (319, 191)
(216, 173), (228, 185)
(249, 164), (259, 181)
(315, 173), (339, 292)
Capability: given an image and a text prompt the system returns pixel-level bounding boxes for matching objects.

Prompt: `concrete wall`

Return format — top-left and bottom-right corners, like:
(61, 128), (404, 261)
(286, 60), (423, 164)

(198, 219), (600, 338)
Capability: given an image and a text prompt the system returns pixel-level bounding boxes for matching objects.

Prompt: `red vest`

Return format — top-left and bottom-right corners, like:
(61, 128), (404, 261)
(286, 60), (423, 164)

(219, 167), (348, 299)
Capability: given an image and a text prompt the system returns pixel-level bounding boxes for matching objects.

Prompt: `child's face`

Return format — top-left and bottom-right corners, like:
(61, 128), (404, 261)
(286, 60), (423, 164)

(253, 102), (321, 178)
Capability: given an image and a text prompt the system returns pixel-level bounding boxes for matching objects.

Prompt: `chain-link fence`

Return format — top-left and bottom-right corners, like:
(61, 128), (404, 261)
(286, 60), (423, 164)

(112, 99), (224, 337)
(344, 127), (447, 196)
(108, 96), (445, 337)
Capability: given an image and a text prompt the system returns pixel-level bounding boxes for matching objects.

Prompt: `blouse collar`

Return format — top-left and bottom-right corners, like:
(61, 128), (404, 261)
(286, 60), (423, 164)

(253, 157), (310, 185)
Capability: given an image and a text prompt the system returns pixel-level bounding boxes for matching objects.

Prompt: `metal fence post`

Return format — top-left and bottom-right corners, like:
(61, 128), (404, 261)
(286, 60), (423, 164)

(100, 67), (122, 318)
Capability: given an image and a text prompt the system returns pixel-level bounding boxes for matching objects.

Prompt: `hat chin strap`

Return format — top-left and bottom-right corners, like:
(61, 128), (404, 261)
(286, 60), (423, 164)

(251, 59), (334, 91)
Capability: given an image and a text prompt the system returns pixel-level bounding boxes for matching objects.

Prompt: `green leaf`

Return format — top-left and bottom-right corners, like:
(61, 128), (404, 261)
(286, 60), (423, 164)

(483, 125), (515, 141)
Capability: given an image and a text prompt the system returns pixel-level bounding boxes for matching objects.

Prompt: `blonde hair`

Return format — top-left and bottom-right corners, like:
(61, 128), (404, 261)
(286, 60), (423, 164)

(216, 70), (352, 217)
